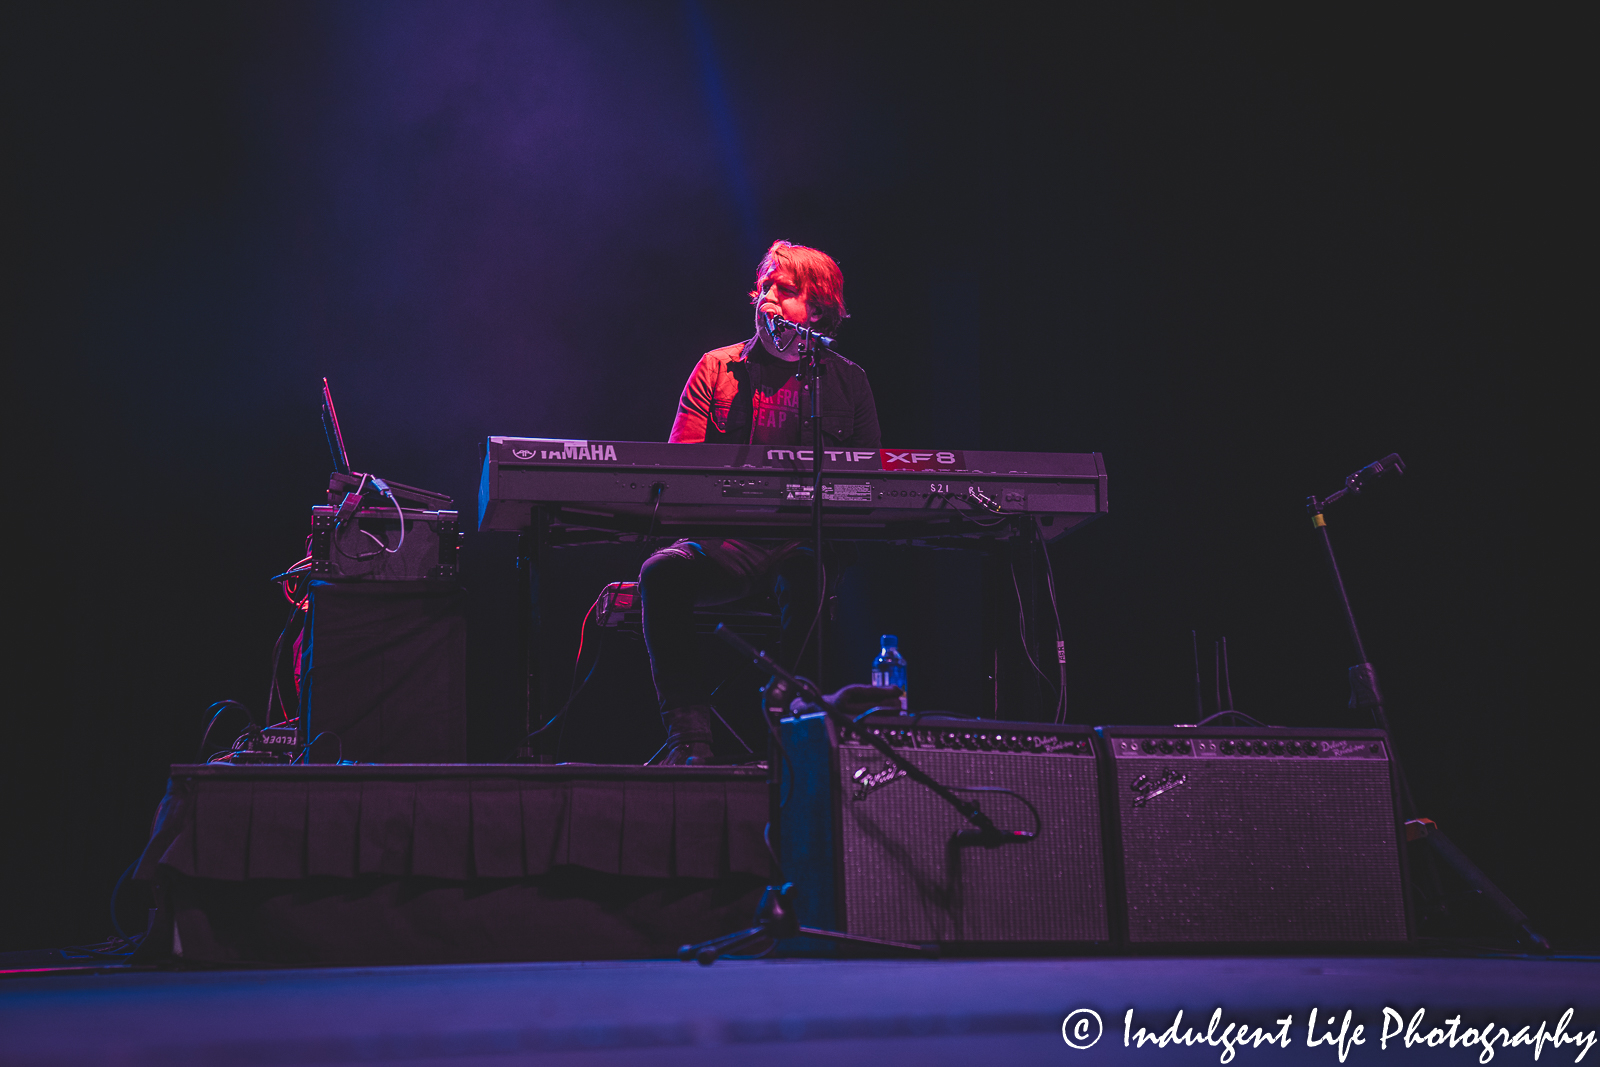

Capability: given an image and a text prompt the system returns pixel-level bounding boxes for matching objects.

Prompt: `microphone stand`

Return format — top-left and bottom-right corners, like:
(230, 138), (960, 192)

(1308, 454), (1548, 950)
(801, 325), (827, 681)
(1306, 454), (1412, 814)
(767, 314), (840, 683)
(674, 624), (1026, 965)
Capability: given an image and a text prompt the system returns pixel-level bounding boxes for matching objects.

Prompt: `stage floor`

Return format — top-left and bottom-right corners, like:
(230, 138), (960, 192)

(4, 955), (1597, 1066)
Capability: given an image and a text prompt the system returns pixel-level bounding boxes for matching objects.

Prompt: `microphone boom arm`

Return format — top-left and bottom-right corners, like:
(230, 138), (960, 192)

(763, 314), (839, 353)
(713, 624), (1021, 846)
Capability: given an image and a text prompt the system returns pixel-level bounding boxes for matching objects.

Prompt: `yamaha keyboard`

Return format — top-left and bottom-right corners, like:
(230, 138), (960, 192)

(479, 438), (1107, 542)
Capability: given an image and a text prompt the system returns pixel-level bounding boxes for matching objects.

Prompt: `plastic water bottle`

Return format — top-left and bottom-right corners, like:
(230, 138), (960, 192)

(871, 635), (908, 710)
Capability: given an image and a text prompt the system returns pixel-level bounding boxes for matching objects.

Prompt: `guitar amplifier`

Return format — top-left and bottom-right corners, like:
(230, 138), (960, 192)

(778, 712), (1111, 948)
(1099, 726), (1411, 945)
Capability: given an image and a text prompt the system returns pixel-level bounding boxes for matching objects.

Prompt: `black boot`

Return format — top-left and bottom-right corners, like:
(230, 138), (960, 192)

(657, 705), (714, 765)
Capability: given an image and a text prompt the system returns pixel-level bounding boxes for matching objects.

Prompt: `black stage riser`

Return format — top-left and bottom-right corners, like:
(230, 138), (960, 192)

(780, 714), (1111, 948)
(1100, 726), (1411, 945)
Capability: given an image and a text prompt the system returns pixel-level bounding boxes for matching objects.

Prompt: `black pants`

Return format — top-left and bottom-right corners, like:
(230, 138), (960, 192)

(638, 539), (817, 711)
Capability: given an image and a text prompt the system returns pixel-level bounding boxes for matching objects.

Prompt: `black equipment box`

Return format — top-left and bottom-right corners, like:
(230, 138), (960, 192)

(309, 505), (459, 582)
(779, 712), (1111, 948)
(309, 471), (459, 582)
(298, 580), (466, 761)
(1099, 725), (1411, 945)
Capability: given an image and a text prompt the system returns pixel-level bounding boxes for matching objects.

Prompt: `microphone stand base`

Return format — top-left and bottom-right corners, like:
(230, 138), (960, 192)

(678, 882), (937, 966)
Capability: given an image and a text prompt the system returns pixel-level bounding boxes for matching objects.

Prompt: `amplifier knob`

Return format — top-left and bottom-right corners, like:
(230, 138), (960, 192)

(1255, 741), (1270, 755)
(1172, 740), (1189, 755)
(1269, 740), (1284, 755)
(1219, 740), (1234, 754)
(1142, 739), (1158, 754)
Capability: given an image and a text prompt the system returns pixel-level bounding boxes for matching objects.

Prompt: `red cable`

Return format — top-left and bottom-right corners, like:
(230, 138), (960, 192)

(573, 597), (598, 670)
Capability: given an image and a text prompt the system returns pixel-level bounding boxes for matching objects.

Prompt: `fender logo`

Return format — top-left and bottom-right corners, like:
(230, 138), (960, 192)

(852, 760), (907, 801)
(1130, 769), (1188, 807)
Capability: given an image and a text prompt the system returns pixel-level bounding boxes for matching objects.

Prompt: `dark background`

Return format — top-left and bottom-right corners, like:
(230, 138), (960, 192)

(7, 2), (1587, 950)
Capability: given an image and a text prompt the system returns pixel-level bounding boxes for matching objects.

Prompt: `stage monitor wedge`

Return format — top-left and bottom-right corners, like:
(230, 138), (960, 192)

(1099, 726), (1411, 946)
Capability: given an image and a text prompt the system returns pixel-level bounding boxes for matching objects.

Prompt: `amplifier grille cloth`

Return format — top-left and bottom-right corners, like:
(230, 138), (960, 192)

(838, 746), (1107, 942)
(1116, 758), (1406, 942)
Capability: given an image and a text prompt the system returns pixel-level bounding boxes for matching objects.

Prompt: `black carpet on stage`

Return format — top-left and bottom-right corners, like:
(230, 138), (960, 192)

(134, 764), (773, 965)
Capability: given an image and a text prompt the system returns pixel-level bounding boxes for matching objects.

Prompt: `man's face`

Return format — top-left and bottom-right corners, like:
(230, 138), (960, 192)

(754, 266), (815, 360)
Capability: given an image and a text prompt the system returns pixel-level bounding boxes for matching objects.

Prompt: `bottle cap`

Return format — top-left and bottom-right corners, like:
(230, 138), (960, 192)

(880, 634), (898, 647)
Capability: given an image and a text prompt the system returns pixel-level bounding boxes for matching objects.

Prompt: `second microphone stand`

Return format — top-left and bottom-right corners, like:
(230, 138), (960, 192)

(1308, 454), (1547, 950)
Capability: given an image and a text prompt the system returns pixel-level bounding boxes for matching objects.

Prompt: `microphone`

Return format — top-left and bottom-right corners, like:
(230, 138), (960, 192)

(764, 314), (837, 350)
(1344, 453), (1405, 496)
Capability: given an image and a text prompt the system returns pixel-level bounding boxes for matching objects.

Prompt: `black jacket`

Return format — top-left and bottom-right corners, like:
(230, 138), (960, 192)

(669, 337), (882, 447)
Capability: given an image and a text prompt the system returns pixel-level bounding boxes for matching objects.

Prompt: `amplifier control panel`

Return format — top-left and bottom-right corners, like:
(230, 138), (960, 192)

(1109, 737), (1387, 759)
(839, 722), (1094, 756)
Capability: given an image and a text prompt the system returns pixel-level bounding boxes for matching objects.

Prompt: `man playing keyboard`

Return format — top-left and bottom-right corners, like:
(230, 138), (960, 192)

(642, 240), (894, 763)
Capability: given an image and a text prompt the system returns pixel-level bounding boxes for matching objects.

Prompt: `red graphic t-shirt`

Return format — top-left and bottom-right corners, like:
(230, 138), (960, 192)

(750, 356), (802, 445)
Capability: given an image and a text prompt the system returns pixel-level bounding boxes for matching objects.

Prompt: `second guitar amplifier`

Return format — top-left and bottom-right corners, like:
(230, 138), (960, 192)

(1100, 726), (1411, 945)
(779, 712), (1111, 948)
